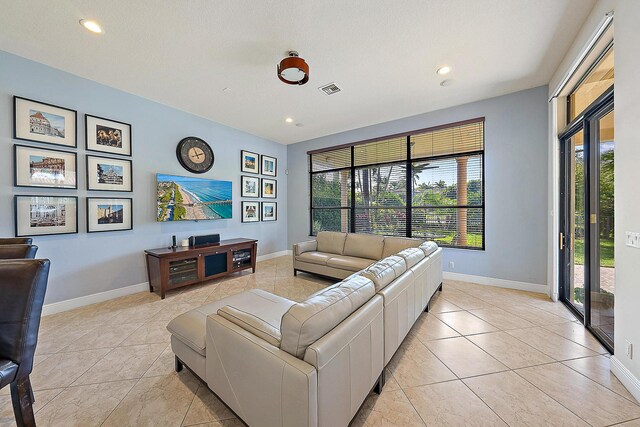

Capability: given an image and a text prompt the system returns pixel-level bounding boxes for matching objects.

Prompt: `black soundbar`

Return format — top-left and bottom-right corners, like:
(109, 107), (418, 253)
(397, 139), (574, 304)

(189, 234), (221, 247)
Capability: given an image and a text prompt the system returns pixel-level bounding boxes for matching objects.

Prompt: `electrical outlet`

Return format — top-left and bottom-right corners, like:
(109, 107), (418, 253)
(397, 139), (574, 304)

(626, 232), (640, 248)
(627, 341), (634, 359)
(449, 261), (454, 269)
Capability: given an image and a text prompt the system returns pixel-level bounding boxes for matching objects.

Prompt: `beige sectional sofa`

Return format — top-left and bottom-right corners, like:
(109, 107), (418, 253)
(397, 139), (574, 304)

(167, 234), (442, 427)
(293, 231), (431, 279)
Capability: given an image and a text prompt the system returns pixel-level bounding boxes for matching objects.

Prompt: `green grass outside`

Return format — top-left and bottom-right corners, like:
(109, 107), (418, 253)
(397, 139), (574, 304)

(574, 237), (614, 268)
(432, 232), (483, 248)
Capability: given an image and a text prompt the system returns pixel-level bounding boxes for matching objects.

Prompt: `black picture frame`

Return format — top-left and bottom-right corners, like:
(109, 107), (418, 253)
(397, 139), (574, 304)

(14, 144), (78, 189)
(86, 154), (133, 192)
(261, 155), (277, 176)
(241, 150), (260, 174)
(85, 114), (133, 157)
(261, 202), (277, 221)
(13, 96), (78, 148)
(261, 178), (277, 198)
(241, 201), (260, 223)
(86, 197), (134, 233)
(14, 195), (79, 237)
(241, 175), (260, 198)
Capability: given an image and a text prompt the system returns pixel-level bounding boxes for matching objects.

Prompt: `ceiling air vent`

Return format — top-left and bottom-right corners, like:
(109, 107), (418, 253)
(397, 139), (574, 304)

(319, 83), (341, 95)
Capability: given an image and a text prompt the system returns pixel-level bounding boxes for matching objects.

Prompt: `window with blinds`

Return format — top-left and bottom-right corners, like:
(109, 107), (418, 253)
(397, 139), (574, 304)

(309, 118), (484, 249)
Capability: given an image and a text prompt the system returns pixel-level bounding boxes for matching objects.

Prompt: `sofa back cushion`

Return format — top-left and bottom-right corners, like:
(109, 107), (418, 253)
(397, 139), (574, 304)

(396, 248), (425, 269)
(359, 255), (408, 292)
(343, 233), (385, 260)
(280, 275), (375, 358)
(316, 231), (347, 255)
(382, 237), (424, 258)
(419, 241), (438, 256)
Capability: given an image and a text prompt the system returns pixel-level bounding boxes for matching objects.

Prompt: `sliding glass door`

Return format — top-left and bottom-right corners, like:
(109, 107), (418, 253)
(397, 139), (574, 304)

(559, 91), (614, 351)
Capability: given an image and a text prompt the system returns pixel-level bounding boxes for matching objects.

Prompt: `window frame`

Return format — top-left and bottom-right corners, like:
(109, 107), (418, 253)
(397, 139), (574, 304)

(309, 117), (485, 250)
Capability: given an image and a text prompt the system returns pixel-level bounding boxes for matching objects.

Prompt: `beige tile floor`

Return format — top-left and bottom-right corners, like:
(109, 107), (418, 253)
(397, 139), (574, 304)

(1, 256), (639, 427)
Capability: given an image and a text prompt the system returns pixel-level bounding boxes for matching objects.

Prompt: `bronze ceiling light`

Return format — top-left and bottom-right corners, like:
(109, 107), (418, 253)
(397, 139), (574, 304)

(277, 51), (309, 85)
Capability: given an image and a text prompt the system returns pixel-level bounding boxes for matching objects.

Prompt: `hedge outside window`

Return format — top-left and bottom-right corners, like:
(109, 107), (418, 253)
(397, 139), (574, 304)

(309, 118), (484, 249)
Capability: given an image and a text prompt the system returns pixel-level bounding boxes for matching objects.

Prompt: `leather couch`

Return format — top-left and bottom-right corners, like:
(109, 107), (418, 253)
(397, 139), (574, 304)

(167, 237), (442, 427)
(293, 232), (430, 279)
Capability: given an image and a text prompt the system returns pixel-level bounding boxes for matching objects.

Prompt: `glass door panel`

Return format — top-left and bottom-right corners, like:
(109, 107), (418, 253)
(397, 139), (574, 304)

(566, 130), (586, 314)
(591, 109), (615, 343)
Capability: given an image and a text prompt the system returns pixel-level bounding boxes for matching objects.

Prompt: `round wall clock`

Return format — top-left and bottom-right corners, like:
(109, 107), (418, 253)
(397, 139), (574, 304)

(176, 137), (214, 174)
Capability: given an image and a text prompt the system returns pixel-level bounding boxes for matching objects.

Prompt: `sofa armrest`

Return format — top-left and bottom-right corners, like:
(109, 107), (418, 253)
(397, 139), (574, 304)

(217, 305), (281, 346)
(293, 239), (317, 256)
(206, 314), (318, 427)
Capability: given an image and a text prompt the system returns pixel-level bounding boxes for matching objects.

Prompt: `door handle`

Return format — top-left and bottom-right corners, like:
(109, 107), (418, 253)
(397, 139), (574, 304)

(560, 232), (565, 250)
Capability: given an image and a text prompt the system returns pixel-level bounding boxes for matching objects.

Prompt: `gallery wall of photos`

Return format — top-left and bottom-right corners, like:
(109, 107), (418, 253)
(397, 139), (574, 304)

(240, 149), (278, 223)
(12, 96), (133, 237)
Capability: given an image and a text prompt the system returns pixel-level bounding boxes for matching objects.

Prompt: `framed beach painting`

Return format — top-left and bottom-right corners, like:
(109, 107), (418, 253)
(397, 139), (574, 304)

(87, 197), (133, 233)
(241, 175), (259, 198)
(14, 195), (78, 237)
(14, 96), (77, 147)
(156, 174), (232, 221)
(241, 201), (260, 223)
(14, 144), (77, 189)
(86, 155), (133, 192)
(261, 178), (276, 198)
(261, 202), (277, 221)
(85, 114), (132, 156)
(261, 155), (277, 176)
(241, 150), (259, 174)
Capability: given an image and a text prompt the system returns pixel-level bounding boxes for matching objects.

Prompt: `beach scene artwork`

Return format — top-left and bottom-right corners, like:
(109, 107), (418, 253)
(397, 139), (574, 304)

(157, 174), (232, 221)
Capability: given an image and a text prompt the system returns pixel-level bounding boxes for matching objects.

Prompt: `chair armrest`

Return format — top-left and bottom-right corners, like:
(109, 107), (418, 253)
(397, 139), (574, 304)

(206, 314), (318, 427)
(217, 305), (282, 346)
(293, 240), (317, 256)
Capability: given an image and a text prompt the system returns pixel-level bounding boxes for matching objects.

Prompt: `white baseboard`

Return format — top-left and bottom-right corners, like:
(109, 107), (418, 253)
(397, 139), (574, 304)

(442, 271), (548, 294)
(611, 356), (640, 403)
(42, 250), (293, 316)
(42, 282), (149, 317)
(257, 249), (292, 262)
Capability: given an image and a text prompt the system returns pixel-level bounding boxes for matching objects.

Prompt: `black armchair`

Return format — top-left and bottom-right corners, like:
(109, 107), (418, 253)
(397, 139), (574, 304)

(0, 259), (50, 427)
(0, 238), (33, 245)
(0, 245), (38, 260)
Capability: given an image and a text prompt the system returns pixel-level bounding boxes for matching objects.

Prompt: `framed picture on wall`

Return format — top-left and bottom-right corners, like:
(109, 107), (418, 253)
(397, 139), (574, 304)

(261, 178), (276, 198)
(241, 201), (260, 223)
(261, 155), (277, 176)
(241, 150), (259, 174)
(241, 175), (259, 198)
(86, 197), (133, 233)
(85, 114), (132, 156)
(14, 96), (77, 148)
(14, 144), (77, 189)
(14, 195), (78, 237)
(86, 155), (133, 192)
(261, 202), (277, 221)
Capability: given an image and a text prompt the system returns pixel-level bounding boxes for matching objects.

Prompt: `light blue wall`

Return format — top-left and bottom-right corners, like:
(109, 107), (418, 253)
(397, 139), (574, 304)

(0, 50), (288, 304)
(287, 86), (549, 286)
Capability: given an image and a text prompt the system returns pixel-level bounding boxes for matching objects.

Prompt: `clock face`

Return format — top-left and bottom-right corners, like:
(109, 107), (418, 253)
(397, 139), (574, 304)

(177, 137), (214, 173)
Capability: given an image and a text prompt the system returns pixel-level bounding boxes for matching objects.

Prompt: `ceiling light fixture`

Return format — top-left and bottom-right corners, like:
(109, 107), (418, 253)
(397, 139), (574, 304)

(436, 66), (451, 75)
(440, 79), (454, 87)
(277, 51), (309, 85)
(79, 19), (103, 34)
(285, 117), (293, 123)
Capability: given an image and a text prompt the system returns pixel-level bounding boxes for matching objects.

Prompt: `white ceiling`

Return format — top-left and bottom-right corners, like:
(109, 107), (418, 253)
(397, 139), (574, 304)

(0, 0), (594, 144)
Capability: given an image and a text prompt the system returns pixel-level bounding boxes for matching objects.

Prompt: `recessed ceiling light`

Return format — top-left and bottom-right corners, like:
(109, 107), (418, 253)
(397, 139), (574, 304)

(440, 79), (454, 87)
(436, 66), (451, 75)
(296, 123), (304, 127)
(79, 19), (103, 34)
(285, 117), (293, 123)
(222, 87), (231, 92)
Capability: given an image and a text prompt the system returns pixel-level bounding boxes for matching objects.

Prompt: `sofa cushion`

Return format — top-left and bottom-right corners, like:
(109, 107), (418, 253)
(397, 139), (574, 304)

(382, 255), (407, 276)
(167, 289), (294, 356)
(316, 231), (347, 255)
(382, 236), (424, 258)
(343, 233), (385, 260)
(280, 275), (375, 358)
(396, 248), (425, 269)
(419, 241), (438, 256)
(217, 305), (282, 346)
(359, 256), (407, 292)
(326, 255), (374, 272)
(294, 251), (335, 266)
